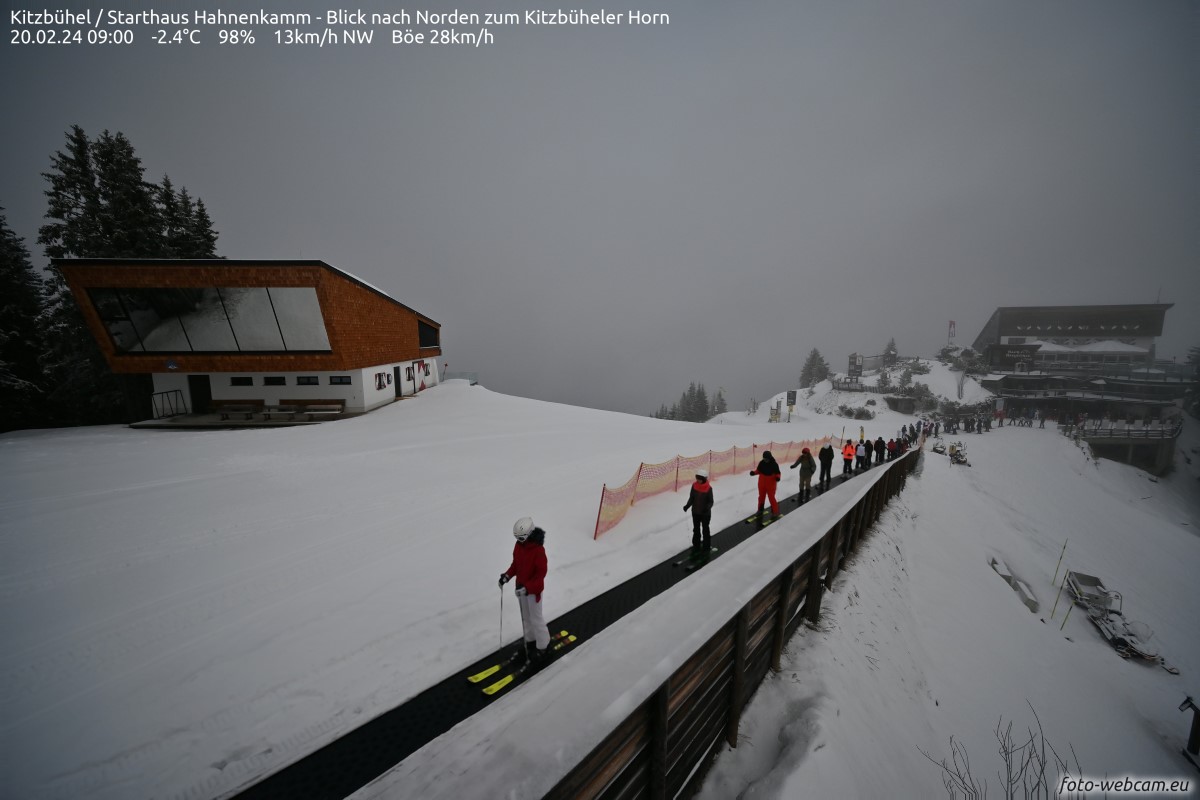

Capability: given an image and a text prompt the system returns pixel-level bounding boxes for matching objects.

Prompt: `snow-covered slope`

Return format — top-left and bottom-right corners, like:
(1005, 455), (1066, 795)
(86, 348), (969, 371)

(2, 381), (1196, 800)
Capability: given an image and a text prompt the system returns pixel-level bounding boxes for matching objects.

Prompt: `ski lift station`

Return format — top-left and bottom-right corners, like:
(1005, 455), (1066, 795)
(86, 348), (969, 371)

(55, 259), (442, 426)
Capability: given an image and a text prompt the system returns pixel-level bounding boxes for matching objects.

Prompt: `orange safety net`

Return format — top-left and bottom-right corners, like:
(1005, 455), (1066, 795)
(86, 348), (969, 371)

(594, 437), (835, 539)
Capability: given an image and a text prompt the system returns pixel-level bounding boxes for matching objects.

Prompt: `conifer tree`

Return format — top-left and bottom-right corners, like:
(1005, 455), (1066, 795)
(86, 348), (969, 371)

(694, 383), (709, 422)
(883, 338), (899, 366)
(36, 125), (221, 426)
(800, 348), (830, 388)
(187, 198), (220, 258)
(92, 130), (163, 258)
(0, 210), (46, 431)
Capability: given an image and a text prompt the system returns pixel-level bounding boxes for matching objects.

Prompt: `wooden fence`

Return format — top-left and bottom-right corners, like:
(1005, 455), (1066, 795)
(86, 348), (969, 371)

(545, 448), (921, 800)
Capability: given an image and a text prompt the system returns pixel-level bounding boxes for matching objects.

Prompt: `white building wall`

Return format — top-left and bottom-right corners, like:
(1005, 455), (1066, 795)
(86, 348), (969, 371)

(151, 357), (441, 415)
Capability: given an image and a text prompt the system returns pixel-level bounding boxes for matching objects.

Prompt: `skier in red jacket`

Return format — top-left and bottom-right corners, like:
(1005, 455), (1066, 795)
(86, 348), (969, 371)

(499, 517), (550, 664)
(750, 450), (781, 528)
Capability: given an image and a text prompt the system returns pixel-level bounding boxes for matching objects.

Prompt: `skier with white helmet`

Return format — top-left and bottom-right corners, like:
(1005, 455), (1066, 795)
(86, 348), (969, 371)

(498, 517), (550, 665)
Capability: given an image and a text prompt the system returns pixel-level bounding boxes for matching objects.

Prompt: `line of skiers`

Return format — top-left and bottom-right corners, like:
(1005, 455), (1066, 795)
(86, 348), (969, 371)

(498, 432), (922, 671)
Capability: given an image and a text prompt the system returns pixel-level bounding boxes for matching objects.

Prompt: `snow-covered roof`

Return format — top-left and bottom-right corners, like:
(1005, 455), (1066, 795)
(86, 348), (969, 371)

(1027, 339), (1148, 354)
(1027, 340), (1072, 352)
(1074, 339), (1148, 354)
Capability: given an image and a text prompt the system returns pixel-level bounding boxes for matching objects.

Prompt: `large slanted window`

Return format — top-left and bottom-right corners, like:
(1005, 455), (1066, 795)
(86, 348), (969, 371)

(418, 320), (439, 349)
(87, 287), (331, 354)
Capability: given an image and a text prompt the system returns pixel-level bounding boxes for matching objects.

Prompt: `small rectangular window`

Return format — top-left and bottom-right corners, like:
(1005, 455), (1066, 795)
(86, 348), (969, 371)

(297, 376), (319, 386)
(231, 376), (253, 386)
(330, 376), (351, 385)
(263, 376), (286, 386)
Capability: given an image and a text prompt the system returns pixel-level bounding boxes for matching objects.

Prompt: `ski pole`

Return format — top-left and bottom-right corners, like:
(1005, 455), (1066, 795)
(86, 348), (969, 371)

(499, 585), (504, 649)
(1051, 570), (1068, 620)
(1051, 539), (1068, 586)
(1059, 602), (1073, 631)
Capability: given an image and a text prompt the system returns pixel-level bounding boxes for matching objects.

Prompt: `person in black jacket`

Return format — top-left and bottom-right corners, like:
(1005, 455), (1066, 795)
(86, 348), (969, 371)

(682, 469), (714, 552)
(750, 450), (781, 527)
(873, 436), (886, 464)
(817, 442), (835, 490)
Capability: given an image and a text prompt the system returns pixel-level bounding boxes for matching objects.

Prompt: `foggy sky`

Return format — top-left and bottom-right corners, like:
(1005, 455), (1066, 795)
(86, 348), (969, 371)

(3, 0), (1197, 415)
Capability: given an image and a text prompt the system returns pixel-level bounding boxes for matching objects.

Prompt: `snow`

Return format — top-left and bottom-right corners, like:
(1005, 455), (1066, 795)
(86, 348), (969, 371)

(1075, 340), (1150, 354)
(1, 380), (1198, 800)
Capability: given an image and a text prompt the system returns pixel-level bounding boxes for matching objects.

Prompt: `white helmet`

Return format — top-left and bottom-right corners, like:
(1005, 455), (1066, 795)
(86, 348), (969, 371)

(513, 517), (534, 541)
(695, 469), (708, 480)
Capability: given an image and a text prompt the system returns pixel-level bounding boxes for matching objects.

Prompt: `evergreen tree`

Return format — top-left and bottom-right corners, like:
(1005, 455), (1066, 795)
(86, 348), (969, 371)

(0, 209), (46, 432)
(709, 388), (727, 418)
(39, 125), (102, 260)
(800, 348), (830, 388)
(187, 198), (219, 258)
(90, 130), (163, 258)
(694, 383), (709, 422)
(36, 125), (221, 426)
(883, 338), (899, 366)
(158, 176), (184, 256)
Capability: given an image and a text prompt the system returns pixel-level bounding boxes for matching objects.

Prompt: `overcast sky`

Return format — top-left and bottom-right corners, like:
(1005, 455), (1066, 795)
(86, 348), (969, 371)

(3, 0), (1197, 415)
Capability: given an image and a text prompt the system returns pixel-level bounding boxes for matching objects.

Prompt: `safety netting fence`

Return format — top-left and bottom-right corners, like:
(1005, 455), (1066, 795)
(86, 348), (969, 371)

(594, 437), (836, 539)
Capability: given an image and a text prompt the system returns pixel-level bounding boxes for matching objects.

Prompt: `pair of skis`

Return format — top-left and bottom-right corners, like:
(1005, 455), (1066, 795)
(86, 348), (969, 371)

(672, 547), (720, 570)
(743, 512), (779, 529)
(468, 630), (577, 696)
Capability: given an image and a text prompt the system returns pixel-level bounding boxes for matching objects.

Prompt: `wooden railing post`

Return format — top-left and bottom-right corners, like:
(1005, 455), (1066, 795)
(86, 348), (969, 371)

(650, 681), (669, 800)
(805, 538), (825, 623)
(771, 565), (795, 671)
(726, 605), (750, 748)
(848, 500), (863, 553)
(826, 519), (845, 588)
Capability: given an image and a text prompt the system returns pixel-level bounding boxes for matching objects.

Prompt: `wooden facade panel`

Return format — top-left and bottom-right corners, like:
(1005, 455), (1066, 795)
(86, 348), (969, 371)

(667, 627), (733, 717)
(667, 686), (731, 795)
(667, 661), (732, 766)
(546, 703), (650, 800)
(597, 752), (649, 800)
(671, 708), (730, 799)
(58, 261), (441, 374)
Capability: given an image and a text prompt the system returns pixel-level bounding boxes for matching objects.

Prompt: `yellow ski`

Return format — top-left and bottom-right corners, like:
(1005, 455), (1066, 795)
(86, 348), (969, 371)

(480, 634), (578, 696)
(468, 631), (570, 684)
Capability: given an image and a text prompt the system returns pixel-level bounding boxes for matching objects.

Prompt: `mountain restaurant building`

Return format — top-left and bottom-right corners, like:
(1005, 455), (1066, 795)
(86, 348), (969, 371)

(56, 259), (442, 421)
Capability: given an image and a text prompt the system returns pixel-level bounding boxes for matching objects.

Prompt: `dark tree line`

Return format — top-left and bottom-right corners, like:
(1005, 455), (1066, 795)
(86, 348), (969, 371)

(652, 383), (727, 422)
(0, 125), (220, 431)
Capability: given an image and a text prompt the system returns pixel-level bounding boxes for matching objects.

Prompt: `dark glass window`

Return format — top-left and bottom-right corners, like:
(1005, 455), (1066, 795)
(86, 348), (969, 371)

(297, 376), (319, 386)
(263, 376), (286, 386)
(330, 376), (351, 385)
(86, 286), (330, 354)
(418, 320), (439, 348)
(231, 376), (253, 386)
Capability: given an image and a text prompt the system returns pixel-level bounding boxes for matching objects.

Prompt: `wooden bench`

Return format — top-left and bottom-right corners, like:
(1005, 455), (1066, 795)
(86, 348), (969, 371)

(261, 404), (301, 421)
(301, 403), (344, 421)
(215, 403), (259, 421)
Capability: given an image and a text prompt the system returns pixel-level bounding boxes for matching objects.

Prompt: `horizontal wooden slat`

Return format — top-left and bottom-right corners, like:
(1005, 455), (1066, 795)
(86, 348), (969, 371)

(598, 752), (649, 800)
(546, 701), (651, 800)
(668, 631), (733, 718)
(667, 663), (731, 766)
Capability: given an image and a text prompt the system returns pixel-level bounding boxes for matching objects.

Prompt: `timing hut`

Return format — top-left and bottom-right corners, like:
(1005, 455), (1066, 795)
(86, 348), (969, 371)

(56, 259), (442, 420)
